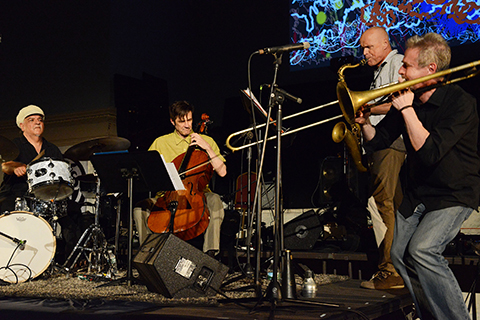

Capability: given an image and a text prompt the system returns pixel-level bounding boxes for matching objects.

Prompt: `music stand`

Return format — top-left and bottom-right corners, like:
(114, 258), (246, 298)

(90, 150), (179, 286)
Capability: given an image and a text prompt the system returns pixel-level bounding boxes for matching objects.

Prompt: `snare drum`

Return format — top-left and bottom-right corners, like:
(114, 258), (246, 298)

(0, 211), (56, 283)
(26, 157), (74, 201)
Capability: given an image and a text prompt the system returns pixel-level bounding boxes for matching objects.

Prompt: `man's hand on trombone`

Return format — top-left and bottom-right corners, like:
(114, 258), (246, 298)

(390, 76), (415, 111)
(355, 104), (372, 126)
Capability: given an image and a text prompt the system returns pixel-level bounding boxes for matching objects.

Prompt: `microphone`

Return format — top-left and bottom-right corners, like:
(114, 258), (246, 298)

(275, 87), (302, 104)
(257, 42), (310, 55)
(260, 84), (303, 104)
(13, 238), (26, 250)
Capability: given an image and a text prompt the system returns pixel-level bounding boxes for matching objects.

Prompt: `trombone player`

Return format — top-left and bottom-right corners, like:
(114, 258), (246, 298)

(356, 33), (480, 320)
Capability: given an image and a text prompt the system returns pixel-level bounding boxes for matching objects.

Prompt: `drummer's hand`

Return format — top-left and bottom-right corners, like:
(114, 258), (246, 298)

(14, 165), (27, 177)
(190, 133), (212, 152)
(2, 161), (26, 176)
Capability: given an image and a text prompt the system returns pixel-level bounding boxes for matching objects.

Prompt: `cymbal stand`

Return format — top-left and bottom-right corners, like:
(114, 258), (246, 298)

(63, 175), (109, 275)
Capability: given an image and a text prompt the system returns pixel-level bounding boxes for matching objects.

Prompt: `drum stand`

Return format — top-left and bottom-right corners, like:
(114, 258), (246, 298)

(47, 201), (66, 275)
(62, 176), (113, 276)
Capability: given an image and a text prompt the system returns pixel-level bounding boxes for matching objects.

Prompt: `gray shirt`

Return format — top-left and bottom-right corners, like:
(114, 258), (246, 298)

(369, 49), (405, 151)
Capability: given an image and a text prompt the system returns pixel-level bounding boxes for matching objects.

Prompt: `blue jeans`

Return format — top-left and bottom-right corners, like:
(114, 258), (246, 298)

(391, 204), (473, 320)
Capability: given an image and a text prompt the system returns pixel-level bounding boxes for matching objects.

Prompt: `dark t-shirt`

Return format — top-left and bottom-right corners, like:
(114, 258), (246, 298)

(365, 84), (480, 217)
(0, 135), (63, 211)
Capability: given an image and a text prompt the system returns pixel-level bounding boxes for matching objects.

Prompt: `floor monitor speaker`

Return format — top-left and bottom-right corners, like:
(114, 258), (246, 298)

(133, 233), (229, 298)
(284, 209), (323, 250)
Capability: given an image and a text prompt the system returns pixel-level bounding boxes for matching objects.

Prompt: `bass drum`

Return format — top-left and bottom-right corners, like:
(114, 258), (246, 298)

(0, 211), (56, 283)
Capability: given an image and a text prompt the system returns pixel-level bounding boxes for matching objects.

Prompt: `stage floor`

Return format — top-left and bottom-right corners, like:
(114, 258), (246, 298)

(0, 277), (413, 320)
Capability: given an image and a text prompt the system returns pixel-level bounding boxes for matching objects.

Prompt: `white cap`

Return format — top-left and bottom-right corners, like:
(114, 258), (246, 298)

(16, 105), (45, 128)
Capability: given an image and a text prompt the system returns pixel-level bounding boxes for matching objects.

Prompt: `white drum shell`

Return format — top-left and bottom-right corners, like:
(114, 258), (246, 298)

(26, 158), (74, 201)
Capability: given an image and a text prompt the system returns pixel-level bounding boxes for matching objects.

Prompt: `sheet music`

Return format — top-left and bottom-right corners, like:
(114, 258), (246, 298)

(161, 155), (185, 191)
(242, 87), (283, 133)
(242, 87), (268, 118)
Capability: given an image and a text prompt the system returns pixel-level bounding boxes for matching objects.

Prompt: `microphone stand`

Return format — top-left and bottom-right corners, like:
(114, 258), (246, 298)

(244, 139), (253, 276)
(247, 54), (287, 311)
(263, 53), (285, 306)
(223, 135), (258, 294)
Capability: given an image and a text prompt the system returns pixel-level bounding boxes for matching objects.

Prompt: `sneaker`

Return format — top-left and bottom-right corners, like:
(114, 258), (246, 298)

(360, 270), (405, 290)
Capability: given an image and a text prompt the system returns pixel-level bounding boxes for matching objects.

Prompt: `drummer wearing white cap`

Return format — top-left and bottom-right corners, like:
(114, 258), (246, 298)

(0, 105), (63, 212)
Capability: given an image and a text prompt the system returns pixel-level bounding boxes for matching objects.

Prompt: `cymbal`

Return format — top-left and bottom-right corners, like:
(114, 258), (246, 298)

(0, 135), (19, 162)
(64, 136), (130, 161)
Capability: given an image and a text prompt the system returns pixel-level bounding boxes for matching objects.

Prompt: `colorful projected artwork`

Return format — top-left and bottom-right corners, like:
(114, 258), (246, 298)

(290, 0), (480, 70)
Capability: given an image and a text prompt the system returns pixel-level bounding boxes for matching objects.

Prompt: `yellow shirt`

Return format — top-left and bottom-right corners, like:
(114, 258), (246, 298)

(149, 130), (225, 195)
(148, 130), (225, 163)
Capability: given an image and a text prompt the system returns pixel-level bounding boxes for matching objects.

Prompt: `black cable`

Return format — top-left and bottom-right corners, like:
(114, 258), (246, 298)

(0, 243), (33, 284)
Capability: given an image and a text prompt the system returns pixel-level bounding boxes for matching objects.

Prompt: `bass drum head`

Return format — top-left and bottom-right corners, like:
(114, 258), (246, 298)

(0, 211), (56, 283)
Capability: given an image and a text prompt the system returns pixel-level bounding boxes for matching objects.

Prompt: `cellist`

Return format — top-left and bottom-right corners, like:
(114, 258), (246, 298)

(133, 101), (227, 257)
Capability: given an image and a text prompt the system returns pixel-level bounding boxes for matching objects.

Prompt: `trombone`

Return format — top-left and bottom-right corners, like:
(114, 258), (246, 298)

(337, 59), (480, 125)
(332, 59), (480, 172)
(226, 59), (480, 157)
(225, 100), (342, 152)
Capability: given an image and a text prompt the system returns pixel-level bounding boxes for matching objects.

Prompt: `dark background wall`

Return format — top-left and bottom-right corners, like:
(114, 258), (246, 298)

(1, 1), (479, 208)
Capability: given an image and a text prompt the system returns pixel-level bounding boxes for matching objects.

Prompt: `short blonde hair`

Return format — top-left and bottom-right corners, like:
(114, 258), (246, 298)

(406, 33), (451, 71)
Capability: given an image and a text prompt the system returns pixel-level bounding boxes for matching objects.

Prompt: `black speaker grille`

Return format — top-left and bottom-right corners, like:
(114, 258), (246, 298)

(133, 233), (229, 298)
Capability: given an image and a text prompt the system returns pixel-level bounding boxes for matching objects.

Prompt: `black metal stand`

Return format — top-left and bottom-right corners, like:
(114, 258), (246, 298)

(90, 150), (178, 287)
(244, 144), (254, 276)
(123, 168), (137, 285)
(265, 53), (286, 303)
(251, 54), (339, 317)
(62, 176), (108, 274)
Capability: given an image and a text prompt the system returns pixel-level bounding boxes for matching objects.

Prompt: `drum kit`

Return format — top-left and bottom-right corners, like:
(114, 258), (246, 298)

(0, 135), (130, 284)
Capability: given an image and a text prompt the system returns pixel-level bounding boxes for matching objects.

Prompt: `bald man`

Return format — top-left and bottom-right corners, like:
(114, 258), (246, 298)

(359, 27), (406, 290)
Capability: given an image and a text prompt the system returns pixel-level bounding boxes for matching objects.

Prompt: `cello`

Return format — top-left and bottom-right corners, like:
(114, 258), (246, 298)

(147, 115), (214, 241)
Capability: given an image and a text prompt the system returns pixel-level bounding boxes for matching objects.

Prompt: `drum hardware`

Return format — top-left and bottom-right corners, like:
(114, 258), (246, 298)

(16, 196), (68, 222)
(0, 211), (56, 283)
(41, 199), (68, 276)
(14, 197), (30, 212)
(62, 173), (116, 277)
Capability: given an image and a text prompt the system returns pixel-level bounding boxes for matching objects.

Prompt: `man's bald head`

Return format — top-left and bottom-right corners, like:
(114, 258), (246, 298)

(360, 27), (393, 67)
